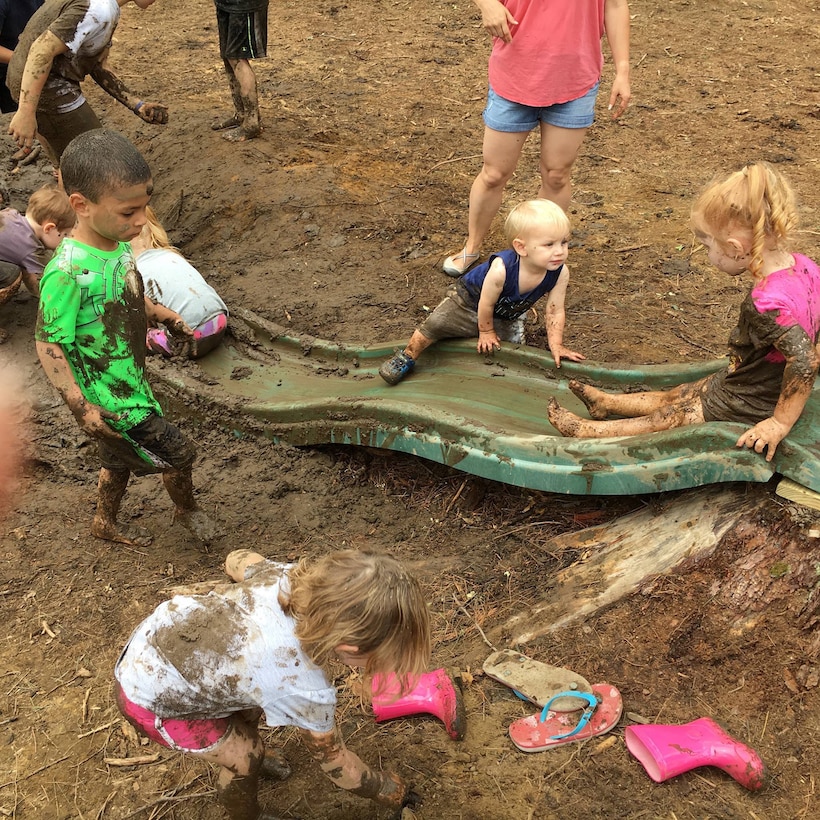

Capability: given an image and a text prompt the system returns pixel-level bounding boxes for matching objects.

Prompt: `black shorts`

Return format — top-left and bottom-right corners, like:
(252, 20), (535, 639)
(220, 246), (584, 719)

(216, 7), (268, 61)
(98, 413), (197, 476)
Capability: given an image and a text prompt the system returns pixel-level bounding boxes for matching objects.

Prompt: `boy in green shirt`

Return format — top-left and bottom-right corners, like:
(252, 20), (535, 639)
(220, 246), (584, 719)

(35, 128), (213, 547)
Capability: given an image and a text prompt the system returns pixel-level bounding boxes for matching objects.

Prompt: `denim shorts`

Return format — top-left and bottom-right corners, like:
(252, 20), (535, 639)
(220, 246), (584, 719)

(483, 82), (600, 132)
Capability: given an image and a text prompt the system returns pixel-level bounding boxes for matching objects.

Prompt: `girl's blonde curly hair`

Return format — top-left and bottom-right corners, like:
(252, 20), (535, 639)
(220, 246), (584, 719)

(690, 162), (798, 280)
(281, 550), (431, 696)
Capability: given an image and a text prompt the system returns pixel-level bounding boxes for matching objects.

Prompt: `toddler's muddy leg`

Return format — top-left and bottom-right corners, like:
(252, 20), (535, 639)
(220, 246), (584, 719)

(163, 466), (217, 543)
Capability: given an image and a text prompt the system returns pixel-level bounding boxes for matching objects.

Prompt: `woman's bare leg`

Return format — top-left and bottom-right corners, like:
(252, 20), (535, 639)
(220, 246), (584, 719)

(537, 123), (588, 211)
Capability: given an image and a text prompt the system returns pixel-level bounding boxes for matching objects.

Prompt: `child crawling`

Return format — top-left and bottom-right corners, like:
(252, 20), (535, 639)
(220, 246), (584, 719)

(379, 198), (585, 384)
(115, 548), (430, 820)
(548, 162), (820, 462)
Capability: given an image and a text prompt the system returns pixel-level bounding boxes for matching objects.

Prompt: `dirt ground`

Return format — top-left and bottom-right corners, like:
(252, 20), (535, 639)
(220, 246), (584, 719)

(2, 0), (820, 818)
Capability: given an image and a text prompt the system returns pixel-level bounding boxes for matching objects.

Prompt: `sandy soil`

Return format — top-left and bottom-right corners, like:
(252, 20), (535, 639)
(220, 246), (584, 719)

(1, 0), (820, 818)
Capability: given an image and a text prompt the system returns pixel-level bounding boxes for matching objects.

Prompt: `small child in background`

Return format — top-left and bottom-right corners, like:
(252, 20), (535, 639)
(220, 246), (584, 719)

(549, 162), (820, 462)
(130, 206), (229, 358)
(0, 185), (74, 342)
(115, 548), (430, 820)
(380, 198), (585, 384)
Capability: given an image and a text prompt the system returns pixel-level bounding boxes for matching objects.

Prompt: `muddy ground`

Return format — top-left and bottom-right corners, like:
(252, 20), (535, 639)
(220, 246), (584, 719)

(1, 0), (820, 818)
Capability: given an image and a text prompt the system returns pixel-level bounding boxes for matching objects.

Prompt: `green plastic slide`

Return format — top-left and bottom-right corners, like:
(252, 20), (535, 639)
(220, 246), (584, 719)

(149, 309), (820, 496)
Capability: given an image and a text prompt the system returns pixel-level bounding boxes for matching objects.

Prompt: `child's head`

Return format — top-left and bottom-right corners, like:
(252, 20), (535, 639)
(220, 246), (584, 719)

(60, 129), (153, 246)
(504, 199), (571, 249)
(26, 185), (75, 250)
(690, 162), (798, 279)
(284, 549), (431, 694)
(131, 206), (179, 256)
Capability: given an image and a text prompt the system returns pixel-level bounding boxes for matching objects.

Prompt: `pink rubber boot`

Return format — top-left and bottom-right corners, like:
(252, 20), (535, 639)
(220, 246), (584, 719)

(625, 717), (767, 791)
(372, 668), (466, 740)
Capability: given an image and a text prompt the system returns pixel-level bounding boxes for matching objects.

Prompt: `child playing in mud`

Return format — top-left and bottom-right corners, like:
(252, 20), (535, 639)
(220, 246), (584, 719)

(548, 162), (820, 463)
(0, 184), (74, 342)
(210, 0), (267, 142)
(34, 129), (214, 547)
(131, 206), (229, 358)
(115, 548), (429, 820)
(379, 198), (585, 384)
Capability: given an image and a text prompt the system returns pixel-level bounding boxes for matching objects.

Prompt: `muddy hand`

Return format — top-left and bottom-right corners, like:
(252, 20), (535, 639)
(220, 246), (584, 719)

(388, 786), (422, 820)
(736, 417), (789, 462)
(135, 101), (169, 125)
(72, 402), (122, 440)
(166, 318), (194, 358)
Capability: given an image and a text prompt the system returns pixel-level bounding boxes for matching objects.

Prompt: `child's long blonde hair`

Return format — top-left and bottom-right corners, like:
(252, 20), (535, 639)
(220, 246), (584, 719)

(282, 550), (431, 695)
(139, 206), (181, 255)
(690, 162), (798, 280)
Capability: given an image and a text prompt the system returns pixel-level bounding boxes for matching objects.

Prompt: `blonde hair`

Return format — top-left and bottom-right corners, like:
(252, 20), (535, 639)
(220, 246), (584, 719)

(26, 185), (75, 232)
(282, 550), (431, 695)
(504, 199), (571, 248)
(139, 205), (181, 255)
(690, 162), (798, 280)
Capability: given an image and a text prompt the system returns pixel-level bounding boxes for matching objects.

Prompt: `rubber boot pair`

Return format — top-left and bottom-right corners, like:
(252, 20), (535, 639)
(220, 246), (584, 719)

(625, 717), (767, 791)
(371, 668), (466, 740)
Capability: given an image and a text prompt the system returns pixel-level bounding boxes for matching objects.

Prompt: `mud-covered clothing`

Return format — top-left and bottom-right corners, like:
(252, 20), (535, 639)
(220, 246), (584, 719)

(115, 561), (337, 733)
(701, 253), (820, 425)
(0, 208), (48, 282)
(458, 248), (563, 320)
(214, 0), (268, 61)
(137, 248), (228, 332)
(488, 0), (606, 107)
(0, 0), (44, 112)
(35, 238), (161, 432)
(6, 0), (119, 114)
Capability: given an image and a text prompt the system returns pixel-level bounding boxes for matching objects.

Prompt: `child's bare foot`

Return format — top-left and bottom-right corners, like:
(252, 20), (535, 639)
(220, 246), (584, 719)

(91, 518), (154, 547)
(568, 379), (610, 420)
(221, 125), (262, 143)
(211, 113), (242, 131)
(174, 507), (218, 543)
(260, 748), (292, 781)
(547, 397), (583, 437)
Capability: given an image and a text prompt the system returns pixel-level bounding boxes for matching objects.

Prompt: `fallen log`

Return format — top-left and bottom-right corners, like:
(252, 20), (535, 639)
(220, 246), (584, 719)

(495, 485), (755, 645)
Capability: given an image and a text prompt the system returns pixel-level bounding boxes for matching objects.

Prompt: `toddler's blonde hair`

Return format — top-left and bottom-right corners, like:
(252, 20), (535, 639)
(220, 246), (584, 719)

(26, 185), (75, 232)
(690, 162), (798, 279)
(504, 198), (571, 248)
(140, 206), (181, 255)
(282, 549), (431, 696)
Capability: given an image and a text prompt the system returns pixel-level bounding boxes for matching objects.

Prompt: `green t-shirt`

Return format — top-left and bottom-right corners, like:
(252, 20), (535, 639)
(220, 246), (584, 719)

(35, 238), (161, 432)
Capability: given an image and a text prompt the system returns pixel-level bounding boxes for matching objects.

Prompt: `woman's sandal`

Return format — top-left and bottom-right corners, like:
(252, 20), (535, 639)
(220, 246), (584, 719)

(509, 684), (623, 752)
(442, 248), (480, 278)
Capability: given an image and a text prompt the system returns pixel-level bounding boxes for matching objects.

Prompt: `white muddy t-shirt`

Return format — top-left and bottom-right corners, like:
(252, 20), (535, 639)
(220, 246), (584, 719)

(115, 563), (336, 734)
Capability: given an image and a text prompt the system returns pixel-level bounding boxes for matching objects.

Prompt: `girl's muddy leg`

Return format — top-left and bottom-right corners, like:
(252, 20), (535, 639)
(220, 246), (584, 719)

(568, 380), (612, 419)
(548, 397), (701, 438)
(92, 467), (153, 546)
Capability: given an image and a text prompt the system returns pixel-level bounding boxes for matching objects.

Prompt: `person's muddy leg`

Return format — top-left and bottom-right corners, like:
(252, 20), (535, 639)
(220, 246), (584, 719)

(199, 719), (287, 820)
(221, 59), (261, 142)
(405, 329), (435, 361)
(212, 59), (244, 130)
(548, 395), (705, 438)
(163, 466), (217, 542)
(0, 273), (22, 308)
(568, 378), (706, 420)
(92, 467), (154, 546)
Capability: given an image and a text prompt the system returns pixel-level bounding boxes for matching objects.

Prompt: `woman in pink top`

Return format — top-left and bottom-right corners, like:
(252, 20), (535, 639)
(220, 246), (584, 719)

(443, 0), (631, 277)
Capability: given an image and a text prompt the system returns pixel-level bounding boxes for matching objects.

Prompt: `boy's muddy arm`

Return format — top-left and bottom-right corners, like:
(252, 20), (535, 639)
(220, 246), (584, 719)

(737, 326), (818, 461)
(35, 341), (122, 440)
(476, 258), (505, 352)
(90, 53), (168, 124)
(8, 31), (69, 149)
(300, 726), (411, 809)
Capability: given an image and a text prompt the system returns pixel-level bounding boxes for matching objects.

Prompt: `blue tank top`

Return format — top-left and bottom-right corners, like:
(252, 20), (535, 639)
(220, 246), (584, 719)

(458, 248), (563, 321)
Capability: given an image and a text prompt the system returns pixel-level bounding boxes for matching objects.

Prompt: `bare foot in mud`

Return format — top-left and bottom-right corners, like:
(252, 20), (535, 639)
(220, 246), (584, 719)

(211, 114), (242, 131)
(547, 398), (583, 436)
(91, 518), (154, 547)
(174, 507), (218, 543)
(568, 379), (610, 420)
(221, 125), (262, 143)
(260, 749), (292, 781)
